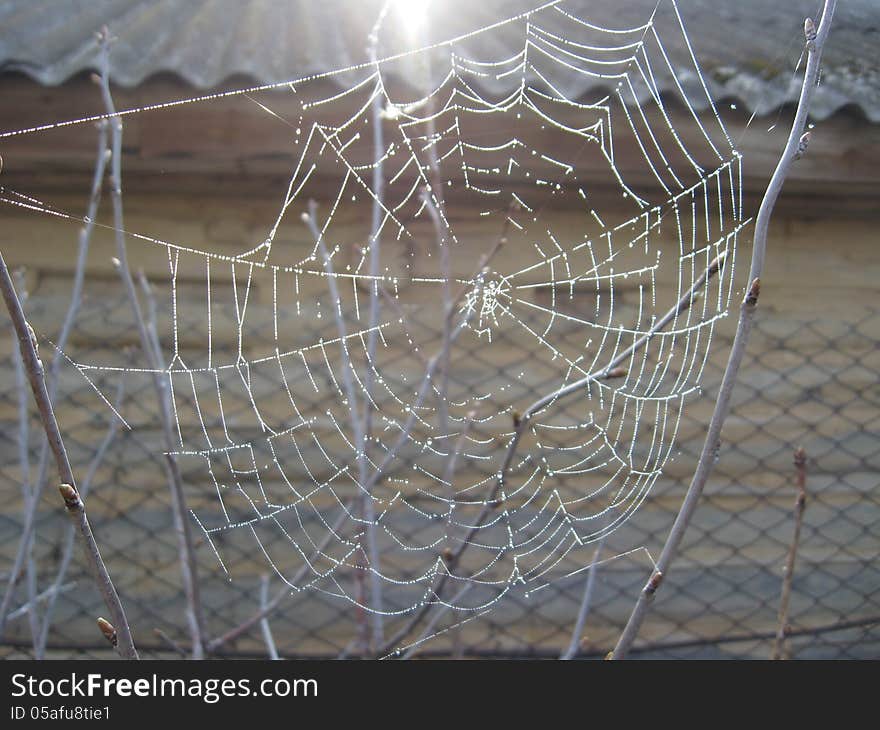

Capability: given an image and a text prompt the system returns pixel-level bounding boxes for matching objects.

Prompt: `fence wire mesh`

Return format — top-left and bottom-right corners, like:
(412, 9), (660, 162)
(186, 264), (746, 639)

(1, 278), (878, 660)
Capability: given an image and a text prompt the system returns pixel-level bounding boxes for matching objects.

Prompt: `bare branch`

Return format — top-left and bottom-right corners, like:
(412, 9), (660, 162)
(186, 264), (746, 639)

(98, 28), (206, 659)
(153, 627), (188, 657)
(561, 535), (606, 660)
(9, 269), (39, 654)
(7, 583), (76, 623)
(612, 0), (837, 659)
(771, 447), (808, 660)
(421, 189), (452, 435)
(303, 200), (382, 653)
(259, 575), (280, 660)
(400, 583), (473, 660)
(398, 415), (475, 660)
(359, 32), (388, 647)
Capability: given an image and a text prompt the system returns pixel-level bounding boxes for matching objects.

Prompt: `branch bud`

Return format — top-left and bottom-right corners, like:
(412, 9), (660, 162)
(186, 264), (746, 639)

(25, 322), (38, 352)
(745, 278), (761, 306)
(59, 483), (81, 511)
(644, 570), (664, 596)
(795, 131), (811, 160)
(804, 17), (817, 45)
(97, 617), (118, 647)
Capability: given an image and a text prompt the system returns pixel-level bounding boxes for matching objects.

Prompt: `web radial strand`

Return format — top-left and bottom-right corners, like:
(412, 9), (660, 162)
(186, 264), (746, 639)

(2, 1), (745, 645)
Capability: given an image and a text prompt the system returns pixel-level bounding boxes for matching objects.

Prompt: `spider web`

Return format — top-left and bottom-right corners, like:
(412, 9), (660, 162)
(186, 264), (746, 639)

(1, 0), (749, 653)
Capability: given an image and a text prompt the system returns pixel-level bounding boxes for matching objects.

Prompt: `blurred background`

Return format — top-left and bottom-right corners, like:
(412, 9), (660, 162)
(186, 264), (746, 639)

(0, 0), (877, 659)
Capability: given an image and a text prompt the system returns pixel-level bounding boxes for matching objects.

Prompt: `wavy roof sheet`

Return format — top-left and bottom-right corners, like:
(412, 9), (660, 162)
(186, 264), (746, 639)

(0, 0), (876, 121)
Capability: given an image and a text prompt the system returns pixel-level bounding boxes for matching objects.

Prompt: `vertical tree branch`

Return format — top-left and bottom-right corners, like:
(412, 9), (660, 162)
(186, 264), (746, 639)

(396, 413), (474, 660)
(360, 24), (388, 648)
(420, 190), (452, 436)
(98, 28), (206, 659)
(9, 269), (40, 654)
(303, 201), (377, 654)
(612, 1), (837, 659)
(771, 447), (808, 660)
(259, 574), (280, 660)
(0, 249), (138, 659)
(560, 535), (606, 660)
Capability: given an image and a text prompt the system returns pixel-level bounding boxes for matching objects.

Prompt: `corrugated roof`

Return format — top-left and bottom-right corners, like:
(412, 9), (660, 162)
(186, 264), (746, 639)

(0, 0), (876, 121)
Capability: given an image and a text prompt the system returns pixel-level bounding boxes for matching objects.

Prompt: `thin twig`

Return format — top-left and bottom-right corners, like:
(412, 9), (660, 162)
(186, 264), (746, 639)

(421, 190), (452, 435)
(401, 583), (473, 660)
(771, 447), (808, 660)
(560, 535), (606, 660)
(98, 29), (207, 659)
(611, 1), (837, 659)
(153, 628), (187, 657)
(0, 249), (138, 659)
(421, 188), (517, 449)
(9, 268), (40, 654)
(303, 201), (379, 654)
(7, 583), (77, 623)
(400, 415), (475, 660)
(259, 574), (280, 660)
(359, 26), (388, 648)
(0, 116), (109, 645)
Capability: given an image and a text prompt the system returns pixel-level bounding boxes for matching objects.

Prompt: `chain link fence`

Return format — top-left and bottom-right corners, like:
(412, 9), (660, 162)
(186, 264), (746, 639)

(1, 276), (878, 660)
